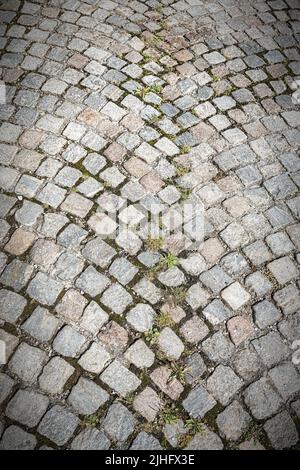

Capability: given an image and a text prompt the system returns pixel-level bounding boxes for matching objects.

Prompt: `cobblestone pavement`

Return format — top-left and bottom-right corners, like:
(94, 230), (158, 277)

(0, 0), (300, 451)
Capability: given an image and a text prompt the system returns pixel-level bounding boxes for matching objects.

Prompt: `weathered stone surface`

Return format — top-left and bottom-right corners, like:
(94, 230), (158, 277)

(233, 349), (262, 381)
(163, 420), (186, 448)
(243, 377), (282, 420)
(131, 432), (163, 450)
(184, 353), (207, 384)
(0, 425), (37, 450)
(216, 401), (251, 441)
(53, 325), (86, 358)
(22, 307), (59, 342)
(76, 267), (110, 297)
(27, 272), (63, 306)
(203, 299), (234, 325)
(133, 278), (162, 304)
(6, 389), (49, 428)
(78, 342), (111, 374)
(253, 300), (282, 328)
(150, 366), (184, 400)
(157, 327), (184, 360)
(180, 316), (209, 344)
(158, 267), (185, 287)
(185, 426), (224, 450)
(268, 363), (300, 400)
(9, 343), (47, 384)
(207, 365), (243, 405)
(274, 285), (300, 315)
(133, 387), (161, 422)
(0, 259), (33, 292)
(252, 332), (290, 368)
(202, 332), (234, 364)
(0, 373), (15, 404)
(101, 283), (132, 315)
(221, 282), (251, 310)
(0, 289), (27, 323)
(125, 339), (155, 369)
(227, 315), (254, 345)
(97, 321), (128, 356)
(80, 301), (109, 334)
(55, 289), (88, 322)
(126, 303), (156, 332)
(267, 256), (298, 285)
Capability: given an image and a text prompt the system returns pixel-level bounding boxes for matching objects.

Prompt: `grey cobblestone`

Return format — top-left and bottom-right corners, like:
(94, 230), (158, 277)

(216, 401), (252, 442)
(264, 411), (298, 449)
(71, 427), (110, 450)
(100, 359), (141, 397)
(22, 307), (59, 342)
(0, 425), (36, 450)
(244, 377), (282, 420)
(0, 0), (299, 450)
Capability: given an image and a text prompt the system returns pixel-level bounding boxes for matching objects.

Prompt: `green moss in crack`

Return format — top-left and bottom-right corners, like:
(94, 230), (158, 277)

(159, 253), (179, 269)
(169, 362), (187, 385)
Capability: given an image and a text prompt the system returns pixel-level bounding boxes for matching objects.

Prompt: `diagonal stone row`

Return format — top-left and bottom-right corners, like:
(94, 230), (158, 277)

(0, 0), (300, 451)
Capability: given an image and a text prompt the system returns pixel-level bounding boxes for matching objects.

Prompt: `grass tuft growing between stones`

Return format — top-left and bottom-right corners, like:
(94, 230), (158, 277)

(159, 253), (179, 269)
(155, 312), (174, 328)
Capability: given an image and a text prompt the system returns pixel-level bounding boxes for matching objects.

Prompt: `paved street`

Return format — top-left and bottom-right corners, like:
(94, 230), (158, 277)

(0, 0), (300, 450)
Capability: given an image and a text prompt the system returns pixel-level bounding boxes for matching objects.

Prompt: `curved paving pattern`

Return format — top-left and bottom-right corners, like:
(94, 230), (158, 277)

(0, 0), (300, 451)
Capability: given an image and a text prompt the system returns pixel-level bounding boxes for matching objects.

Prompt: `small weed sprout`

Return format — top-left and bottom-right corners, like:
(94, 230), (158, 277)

(159, 253), (179, 269)
(155, 312), (174, 328)
(145, 236), (164, 251)
(160, 407), (180, 425)
(168, 287), (187, 305)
